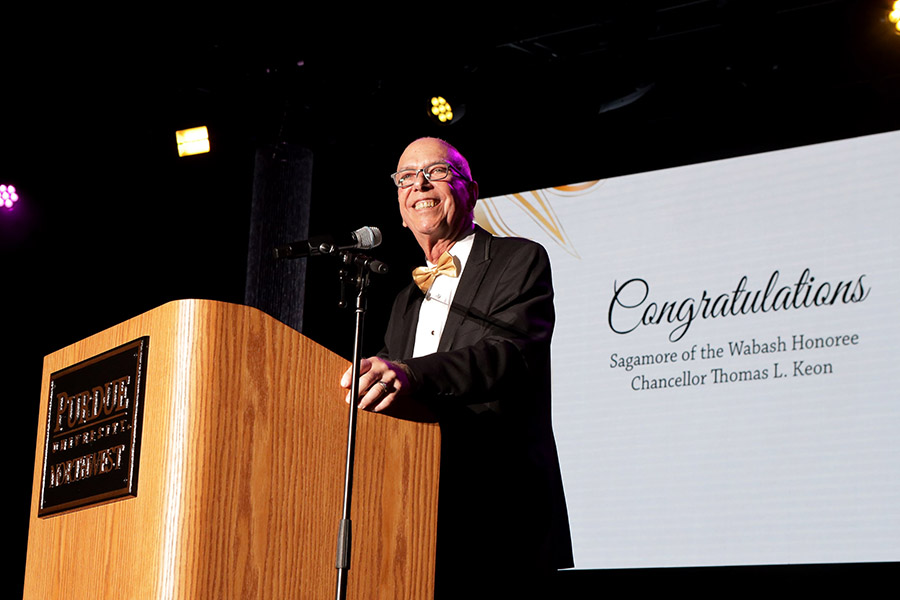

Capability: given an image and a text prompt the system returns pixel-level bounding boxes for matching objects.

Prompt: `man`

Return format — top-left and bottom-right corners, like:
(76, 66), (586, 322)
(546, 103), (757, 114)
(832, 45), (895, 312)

(341, 137), (573, 596)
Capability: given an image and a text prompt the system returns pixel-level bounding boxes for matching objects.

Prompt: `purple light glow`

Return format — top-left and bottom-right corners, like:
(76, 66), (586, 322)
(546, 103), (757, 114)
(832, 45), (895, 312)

(1, 184), (19, 210)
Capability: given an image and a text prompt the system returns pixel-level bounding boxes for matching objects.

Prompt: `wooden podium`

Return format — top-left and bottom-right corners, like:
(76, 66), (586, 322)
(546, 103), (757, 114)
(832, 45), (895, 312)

(23, 300), (440, 599)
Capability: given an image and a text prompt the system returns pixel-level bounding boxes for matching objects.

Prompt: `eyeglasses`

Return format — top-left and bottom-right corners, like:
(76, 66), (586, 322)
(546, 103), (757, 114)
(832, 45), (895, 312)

(390, 161), (468, 189)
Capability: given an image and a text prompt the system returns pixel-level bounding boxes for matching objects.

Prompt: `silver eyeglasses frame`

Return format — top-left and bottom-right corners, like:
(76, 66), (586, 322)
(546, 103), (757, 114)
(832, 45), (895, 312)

(390, 161), (469, 189)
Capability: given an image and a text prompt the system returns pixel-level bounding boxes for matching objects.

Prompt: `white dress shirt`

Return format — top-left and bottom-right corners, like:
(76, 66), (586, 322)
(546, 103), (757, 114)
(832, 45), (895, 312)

(411, 230), (476, 358)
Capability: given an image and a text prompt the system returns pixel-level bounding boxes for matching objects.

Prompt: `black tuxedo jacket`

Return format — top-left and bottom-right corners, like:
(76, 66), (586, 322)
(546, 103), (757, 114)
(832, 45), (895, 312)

(380, 226), (574, 585)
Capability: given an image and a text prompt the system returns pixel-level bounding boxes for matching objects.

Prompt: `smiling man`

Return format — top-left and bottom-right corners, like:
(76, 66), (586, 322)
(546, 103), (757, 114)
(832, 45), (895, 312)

(341, 137), (573, 597)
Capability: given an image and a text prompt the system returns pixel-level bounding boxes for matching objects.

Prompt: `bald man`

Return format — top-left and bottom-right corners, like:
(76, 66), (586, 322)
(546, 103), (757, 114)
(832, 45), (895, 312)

(342, 138), (573, 596)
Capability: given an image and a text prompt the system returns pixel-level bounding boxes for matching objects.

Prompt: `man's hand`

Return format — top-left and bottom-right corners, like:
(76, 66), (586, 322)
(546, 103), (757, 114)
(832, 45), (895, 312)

(340, 357), (412, 413)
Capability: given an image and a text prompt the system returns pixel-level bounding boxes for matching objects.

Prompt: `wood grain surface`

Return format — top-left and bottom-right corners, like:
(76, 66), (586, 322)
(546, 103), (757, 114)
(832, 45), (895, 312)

(24, 299), (439, 599)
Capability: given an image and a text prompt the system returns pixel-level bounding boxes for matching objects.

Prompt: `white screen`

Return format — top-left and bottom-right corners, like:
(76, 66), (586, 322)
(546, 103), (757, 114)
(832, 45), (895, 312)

(476, 130), (900, 569)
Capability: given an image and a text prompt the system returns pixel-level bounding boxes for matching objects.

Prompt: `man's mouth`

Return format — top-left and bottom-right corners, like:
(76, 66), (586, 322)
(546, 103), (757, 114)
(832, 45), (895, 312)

(413, 199), (438, 210)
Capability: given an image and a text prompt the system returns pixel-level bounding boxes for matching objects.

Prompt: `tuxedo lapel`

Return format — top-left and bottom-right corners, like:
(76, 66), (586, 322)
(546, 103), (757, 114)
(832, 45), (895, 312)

(396, 285), (422, 358)
(437, 227), (493, 352)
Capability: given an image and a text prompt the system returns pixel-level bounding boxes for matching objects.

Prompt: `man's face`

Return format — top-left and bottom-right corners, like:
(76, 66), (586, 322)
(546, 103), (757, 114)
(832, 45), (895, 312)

(395, 138), (477, 249)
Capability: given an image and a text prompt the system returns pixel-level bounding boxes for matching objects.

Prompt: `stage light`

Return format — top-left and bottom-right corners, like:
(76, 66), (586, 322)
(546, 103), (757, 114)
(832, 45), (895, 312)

(431, 96), (453, 123)
(1, 184), (19, 210)
(175, 126), (210, 157)
(427, 96), (465, 125)
(891, 1), (900, 35)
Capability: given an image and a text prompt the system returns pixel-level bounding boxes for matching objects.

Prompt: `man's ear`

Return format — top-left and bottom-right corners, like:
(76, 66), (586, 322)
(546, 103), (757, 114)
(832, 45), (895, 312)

(468, 180), (479, 211)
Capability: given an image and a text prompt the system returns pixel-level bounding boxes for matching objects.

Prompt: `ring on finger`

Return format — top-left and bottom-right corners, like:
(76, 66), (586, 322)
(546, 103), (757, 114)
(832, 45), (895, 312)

(377, 381), (389, 395)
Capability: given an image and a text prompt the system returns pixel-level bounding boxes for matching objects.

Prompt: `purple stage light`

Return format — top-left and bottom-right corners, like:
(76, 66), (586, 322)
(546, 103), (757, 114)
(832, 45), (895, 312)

(1, 184), (19, 210)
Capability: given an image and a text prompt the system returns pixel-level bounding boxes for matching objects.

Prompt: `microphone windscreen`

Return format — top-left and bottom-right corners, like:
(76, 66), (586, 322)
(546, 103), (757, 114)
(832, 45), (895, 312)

(354, 226), (382, 249)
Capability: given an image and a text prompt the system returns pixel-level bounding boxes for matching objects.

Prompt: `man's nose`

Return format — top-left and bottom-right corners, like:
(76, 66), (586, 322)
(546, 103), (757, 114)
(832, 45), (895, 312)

(412, 170), (432, 189)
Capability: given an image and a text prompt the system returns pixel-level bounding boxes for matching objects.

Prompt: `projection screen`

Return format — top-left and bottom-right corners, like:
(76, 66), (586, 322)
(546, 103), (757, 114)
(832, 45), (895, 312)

(475, 129), (900, 569)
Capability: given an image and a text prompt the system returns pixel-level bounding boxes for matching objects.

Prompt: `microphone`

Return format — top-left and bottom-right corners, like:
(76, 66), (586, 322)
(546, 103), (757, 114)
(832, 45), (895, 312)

(273, 226), (382, 259)
(352, 254), (390, 275)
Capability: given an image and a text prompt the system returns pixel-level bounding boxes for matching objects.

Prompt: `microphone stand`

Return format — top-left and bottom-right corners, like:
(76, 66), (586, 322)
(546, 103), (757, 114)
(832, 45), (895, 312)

(334, 250), (386, 600)
(275, 240), (387, 599)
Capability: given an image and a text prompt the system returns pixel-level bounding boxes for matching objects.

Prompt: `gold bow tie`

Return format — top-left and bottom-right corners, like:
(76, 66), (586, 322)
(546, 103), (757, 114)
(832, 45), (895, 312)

(412, 251), (459, 293)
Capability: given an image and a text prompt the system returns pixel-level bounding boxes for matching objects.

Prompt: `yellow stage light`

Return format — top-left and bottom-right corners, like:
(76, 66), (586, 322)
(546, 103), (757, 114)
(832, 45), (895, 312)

(176, 126), (210, 157)
(428, 96), (455, 124)
(427, 96), (466, 125)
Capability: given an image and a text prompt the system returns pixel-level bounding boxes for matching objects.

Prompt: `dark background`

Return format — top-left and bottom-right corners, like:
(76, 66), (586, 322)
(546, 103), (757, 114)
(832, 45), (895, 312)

(5, 2), (899, 595)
